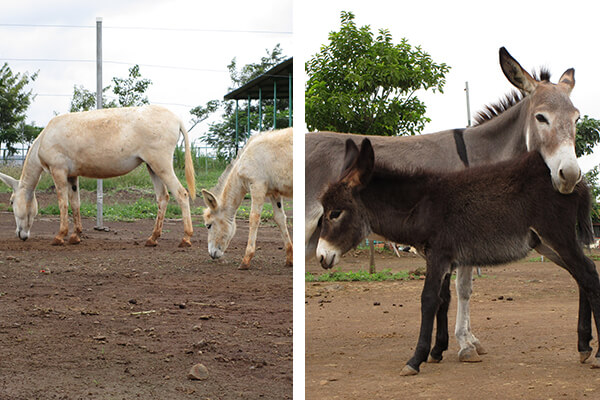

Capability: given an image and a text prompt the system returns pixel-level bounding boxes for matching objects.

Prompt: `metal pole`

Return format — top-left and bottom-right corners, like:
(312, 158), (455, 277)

(235, 99), (239, 156)
(465, 81), (472, 127)
(289, 72), (292, 127)
(95, 17), (105, 230)
(273, 80), (277, 129)
(258, 87), (262, 132)
(247, 94), (251, 139)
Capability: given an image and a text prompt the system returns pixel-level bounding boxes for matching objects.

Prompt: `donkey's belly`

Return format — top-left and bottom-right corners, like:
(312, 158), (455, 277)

(454, 234), (532, 267)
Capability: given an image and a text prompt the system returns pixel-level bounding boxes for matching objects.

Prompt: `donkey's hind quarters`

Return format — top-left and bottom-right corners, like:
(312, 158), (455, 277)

(318, 138), (597, 375)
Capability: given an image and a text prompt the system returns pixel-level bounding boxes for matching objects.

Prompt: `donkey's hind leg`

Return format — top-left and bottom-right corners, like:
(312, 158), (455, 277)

(428, 273), (451, 363)
(535, 242), (593, 363)
(270, 195), (293, 268)
(67, 176), (82, 244)
(145, 166), (170, 247)
(455, 267), (485, 362)
(148, 164), (193, 248)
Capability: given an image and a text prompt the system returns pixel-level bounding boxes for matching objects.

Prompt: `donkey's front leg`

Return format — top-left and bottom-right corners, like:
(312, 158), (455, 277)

(428, 273), (451, 363)
(455, 267), (486, 362)
(50, 169), (70, 246)
(239, 183), (267, 270)
(401, 257), (450, 376)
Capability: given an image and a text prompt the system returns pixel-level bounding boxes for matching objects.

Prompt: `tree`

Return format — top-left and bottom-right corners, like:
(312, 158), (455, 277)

(200, 45), (289, 159)
(69, 64), (151, 112)
(585, 165), (600, 223)
(305, 11), (450, 136)
(0, 63), (39, 153)
(576, 115), (600, 157)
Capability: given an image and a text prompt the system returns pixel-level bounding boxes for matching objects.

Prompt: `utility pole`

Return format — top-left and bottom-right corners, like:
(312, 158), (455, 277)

(94, 17), (106, 231)
(465, 81), (472, 127)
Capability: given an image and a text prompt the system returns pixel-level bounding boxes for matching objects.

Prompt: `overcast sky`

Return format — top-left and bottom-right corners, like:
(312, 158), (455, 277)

(296, 0), (599, 172)
(0, 0), (292, 146)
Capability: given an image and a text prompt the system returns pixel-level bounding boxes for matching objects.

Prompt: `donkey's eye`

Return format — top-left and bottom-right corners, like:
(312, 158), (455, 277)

(206, 224), (212, 229)
(329, 210), (342, 219)
(535, 114), (549, 124)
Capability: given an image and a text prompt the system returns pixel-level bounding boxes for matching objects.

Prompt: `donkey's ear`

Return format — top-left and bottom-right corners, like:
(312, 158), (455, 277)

(201, 189), (219, 211)
(499, 47), (538, 94)
(341, 138), (374, 188)
(0, 172), (19, 191)
(340, 139), (360, 178)
(558, 68), (575, 94)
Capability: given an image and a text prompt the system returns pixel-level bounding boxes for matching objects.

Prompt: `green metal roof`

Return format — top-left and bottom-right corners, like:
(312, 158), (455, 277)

(224, 58), (292, 100)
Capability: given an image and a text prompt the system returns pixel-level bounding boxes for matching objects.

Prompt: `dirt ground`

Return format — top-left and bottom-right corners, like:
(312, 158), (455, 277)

(306, 247), (600, 400)
(0, 192), (292, 400)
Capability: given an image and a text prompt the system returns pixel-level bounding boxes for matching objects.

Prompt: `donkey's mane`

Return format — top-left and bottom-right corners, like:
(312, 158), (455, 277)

(473, 68), (552, 126)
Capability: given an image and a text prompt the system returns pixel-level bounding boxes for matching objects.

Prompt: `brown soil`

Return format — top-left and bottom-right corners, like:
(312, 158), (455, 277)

(306, 248), (600, 400)
(0, 192), (292, 400)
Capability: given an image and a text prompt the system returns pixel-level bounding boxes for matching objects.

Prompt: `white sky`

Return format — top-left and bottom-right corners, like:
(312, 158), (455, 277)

(0, 0), (293, 146)
(296, 0), (600, 172)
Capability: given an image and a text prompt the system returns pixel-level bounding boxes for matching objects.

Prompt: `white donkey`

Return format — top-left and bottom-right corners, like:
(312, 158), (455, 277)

(202, 128), (293, 270)
(0, 105), (196, 247)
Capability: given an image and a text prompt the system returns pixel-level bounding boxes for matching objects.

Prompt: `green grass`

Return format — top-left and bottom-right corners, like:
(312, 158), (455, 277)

(528, 254), (600, 262)
(305, 268), (415, 282)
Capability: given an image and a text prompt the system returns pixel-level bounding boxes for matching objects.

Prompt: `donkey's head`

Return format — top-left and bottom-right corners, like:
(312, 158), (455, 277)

(499, 47), (581, 194)
(202, 189), (236, 260)
(317, 138), (374, 269)
(0, 172), (38, 241)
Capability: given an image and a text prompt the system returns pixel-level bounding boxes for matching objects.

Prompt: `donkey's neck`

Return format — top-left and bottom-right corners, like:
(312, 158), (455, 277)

(463, 97), (529, 165)
(19, 138), (44, 193)
(360, 171), (429, 245)
(218, 167), (248, 216)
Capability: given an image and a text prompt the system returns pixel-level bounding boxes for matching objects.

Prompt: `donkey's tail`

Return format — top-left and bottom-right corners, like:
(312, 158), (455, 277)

(577, 181), (594, 246)
(180, 123), (196, 200)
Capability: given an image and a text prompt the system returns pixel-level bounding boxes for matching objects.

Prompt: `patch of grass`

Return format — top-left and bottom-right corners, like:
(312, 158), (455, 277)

(529, 254), (600, 262)
(305, 268), (414, 282)
(38, 198), (199, 222)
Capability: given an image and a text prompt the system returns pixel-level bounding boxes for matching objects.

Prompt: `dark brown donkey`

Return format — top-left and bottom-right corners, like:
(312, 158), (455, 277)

(318, 138), (597, 375)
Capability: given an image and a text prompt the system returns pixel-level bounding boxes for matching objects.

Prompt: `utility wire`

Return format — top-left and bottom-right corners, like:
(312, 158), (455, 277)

(0, 58), (228, 73)
(0, 23), (292, 34)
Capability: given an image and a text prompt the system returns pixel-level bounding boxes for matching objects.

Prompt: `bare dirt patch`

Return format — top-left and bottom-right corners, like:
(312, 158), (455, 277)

(0, 192), (292, 400)
(306, 249), (600, 399)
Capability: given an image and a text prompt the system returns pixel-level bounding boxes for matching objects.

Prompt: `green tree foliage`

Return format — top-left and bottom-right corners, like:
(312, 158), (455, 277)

(576, 115), (600, 157)
(305, 11), (450, 136)
(69, 64), (151, 112)
(0, 63), (42, 153)
(585, 166), (600, 223)
(200, 44), (289, 159)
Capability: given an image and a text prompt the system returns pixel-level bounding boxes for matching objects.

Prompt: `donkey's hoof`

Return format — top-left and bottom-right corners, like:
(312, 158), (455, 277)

(178, 239), (192, 248)
(591, 357), (600, 369)
(145, 239), (158, 247)
(427, 355), (442, 364)
(68, 235), (81, 245)
(51, 238), (65, 246)
(458, 347), (482, 363)
(580, 350), (592, 363)
(399, 365), (419, 376)
(238, 263), (250, 270)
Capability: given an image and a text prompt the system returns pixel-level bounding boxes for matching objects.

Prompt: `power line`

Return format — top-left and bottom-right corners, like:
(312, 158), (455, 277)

(0, 23), (292, 35)
(1, 58), (228, 73)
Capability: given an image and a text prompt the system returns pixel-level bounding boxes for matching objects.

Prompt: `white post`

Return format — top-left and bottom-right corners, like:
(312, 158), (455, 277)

(465, 81), (472, 127)
(95, 17), (105, 230)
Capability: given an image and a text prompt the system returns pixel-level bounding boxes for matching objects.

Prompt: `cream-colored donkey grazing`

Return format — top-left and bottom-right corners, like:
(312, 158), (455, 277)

(0, 105), (196, 247)
(202, 128), (293, 270)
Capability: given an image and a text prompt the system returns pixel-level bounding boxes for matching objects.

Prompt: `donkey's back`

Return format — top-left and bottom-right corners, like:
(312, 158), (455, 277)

(37, 105), (183, 179)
